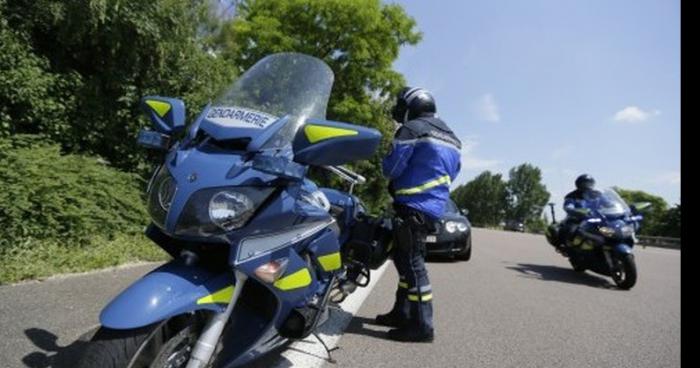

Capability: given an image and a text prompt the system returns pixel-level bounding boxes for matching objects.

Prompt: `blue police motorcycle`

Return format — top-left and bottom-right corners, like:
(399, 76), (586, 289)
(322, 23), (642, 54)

(545, 188), (649, 290)
(77, 53), (393, 368)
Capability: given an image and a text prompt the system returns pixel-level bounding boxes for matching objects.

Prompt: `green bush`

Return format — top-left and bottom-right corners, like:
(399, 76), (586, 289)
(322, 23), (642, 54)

(0, 135), (149, 251)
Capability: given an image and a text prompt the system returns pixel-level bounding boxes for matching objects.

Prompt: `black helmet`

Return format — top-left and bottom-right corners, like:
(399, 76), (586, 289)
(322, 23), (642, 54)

(391, 86), (436, 123)
(575, 174), (595, 191)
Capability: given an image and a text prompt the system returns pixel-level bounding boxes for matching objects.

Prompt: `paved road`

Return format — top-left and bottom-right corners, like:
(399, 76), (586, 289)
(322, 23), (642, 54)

(329, 229), (680, 368)
(0, 229), (680, 368)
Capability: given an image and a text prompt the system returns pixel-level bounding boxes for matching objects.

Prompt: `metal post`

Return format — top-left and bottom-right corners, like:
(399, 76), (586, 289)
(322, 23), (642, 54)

(548, 203), (556, 224)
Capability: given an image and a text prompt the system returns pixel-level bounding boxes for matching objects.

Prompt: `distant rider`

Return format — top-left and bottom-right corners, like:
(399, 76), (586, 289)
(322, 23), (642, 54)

(558, 174), (602, 248)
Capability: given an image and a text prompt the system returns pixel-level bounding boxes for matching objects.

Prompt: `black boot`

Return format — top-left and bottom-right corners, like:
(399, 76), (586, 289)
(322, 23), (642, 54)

(374, 311), (408, 328)
(386, 326), (434, 343)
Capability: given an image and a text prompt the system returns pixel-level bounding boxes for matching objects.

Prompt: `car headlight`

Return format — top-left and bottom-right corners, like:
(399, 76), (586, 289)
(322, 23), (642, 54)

(209, 190), (255, 231)
(456, 222), (468, 232)
(175, 186), (275, 237)
(599, 226), (616, 238)
(445, 221), (458, 233)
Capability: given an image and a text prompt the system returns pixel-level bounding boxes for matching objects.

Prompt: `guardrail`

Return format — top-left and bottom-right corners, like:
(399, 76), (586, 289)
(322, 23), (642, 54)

(637, 235), (681, 250)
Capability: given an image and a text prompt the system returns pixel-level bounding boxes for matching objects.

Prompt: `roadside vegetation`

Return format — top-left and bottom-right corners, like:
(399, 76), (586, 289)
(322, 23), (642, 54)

(0, 0), (420, 283)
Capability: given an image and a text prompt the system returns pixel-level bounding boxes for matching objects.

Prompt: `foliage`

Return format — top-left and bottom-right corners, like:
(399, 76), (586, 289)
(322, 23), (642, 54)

(505, 163), (550, 223)
(0, 233), (166, 284)
(451, 171), (508, 227)
(657, 203), (680, 238)
(216, 0), (421, 210)
(0, 136), (149, 250)
(2, 0), (235, 169)
(614, 187), (671, 236)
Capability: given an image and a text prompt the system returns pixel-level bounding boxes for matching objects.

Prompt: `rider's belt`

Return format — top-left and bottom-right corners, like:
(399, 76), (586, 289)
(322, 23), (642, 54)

(395, 175), (451, 195)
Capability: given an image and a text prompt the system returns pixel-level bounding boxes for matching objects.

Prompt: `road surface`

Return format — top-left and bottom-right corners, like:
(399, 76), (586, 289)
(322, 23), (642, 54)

(0, 229), (680, 368)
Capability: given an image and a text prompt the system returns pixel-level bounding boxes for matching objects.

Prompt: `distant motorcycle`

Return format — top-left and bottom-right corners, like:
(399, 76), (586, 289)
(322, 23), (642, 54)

(546, 188), (650, 289)
(77, 53), (393, 368)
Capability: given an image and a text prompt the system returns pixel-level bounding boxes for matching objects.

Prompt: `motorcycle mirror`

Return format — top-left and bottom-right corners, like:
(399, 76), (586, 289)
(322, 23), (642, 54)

(140, 96), (186, 134)
(460, 208), (469, 216)
(632, 202), (652, 212)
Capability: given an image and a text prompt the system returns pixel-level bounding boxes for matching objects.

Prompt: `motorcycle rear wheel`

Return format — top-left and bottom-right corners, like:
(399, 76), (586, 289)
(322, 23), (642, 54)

(611, 254), (637, 290)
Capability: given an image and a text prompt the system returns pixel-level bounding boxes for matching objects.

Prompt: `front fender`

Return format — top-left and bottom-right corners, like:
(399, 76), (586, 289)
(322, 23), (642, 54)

(612, 243), (633, 255)
(100, 260), (235, 329)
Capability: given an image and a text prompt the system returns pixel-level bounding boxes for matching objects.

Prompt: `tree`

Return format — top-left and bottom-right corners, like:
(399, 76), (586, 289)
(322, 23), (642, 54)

(614, 187), (669, 236)
(3, 0), (235, 170)
(215, 0), (422, 210)
(657, 204), (680, 238)
(451, 171), (508, 227)
(505, 163), (550, 224)
(0, 1), (79, 140)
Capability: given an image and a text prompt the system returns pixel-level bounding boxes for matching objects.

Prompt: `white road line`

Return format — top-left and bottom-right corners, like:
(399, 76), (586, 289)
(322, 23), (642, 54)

(271, 261), (391, 368)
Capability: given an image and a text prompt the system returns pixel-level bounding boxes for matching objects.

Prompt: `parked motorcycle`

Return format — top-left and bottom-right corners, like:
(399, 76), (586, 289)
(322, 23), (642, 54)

(545, 188), (649, 290)
(77, 53), (393, 368)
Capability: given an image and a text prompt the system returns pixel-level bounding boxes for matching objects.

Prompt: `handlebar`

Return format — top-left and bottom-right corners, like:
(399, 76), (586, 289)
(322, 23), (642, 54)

(321, 165), (366, 185)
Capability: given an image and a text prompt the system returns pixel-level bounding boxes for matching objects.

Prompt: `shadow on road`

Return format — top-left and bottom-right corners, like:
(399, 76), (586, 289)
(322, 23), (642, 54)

(505, 263), (618, 289)
(21, 326), (97, 368)
(342, 316), (390, 340)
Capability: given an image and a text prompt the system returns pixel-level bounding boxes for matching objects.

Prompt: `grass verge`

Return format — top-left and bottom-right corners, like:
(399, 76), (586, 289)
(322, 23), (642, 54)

(0, 233), (168, 285)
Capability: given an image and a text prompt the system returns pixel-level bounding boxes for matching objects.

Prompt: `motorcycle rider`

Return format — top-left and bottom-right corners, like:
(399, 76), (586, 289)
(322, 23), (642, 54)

(377, 87), (462, 342)
(558, 174), (602, 248)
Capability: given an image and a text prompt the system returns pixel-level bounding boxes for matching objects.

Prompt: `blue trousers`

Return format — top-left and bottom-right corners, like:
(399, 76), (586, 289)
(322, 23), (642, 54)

(388, 204), (434, 333)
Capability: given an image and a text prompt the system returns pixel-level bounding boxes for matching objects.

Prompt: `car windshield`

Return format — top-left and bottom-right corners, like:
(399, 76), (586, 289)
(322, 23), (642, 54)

(588, 188), (631, 217)
(445, 200), (459, 213)
(207, 53), (334, 149)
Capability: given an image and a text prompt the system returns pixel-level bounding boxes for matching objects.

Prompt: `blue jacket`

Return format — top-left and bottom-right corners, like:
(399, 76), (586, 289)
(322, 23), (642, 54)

(382, 116), (462, 220)
(563, 189), (602, 220)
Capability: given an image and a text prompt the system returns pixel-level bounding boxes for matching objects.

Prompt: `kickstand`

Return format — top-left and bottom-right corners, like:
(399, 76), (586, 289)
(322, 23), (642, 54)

(312, 332), (339, 364)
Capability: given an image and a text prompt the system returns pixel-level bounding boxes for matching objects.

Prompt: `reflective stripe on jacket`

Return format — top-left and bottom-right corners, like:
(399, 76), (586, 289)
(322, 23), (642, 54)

(382, 116), (462, 219)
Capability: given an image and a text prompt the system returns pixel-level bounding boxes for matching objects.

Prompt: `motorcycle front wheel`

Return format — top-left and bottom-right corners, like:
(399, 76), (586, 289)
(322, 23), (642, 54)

(611, 254), (637, 290)
(77, 315), (204, 368)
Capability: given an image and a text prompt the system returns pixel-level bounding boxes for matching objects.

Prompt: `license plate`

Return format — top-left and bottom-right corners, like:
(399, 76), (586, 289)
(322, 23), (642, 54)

(425, 235), (437, 243)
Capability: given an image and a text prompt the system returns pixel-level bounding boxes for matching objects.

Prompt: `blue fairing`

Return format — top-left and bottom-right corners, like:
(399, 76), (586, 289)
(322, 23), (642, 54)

(613, 243), (634, 255)
(100, 261), (235, 329)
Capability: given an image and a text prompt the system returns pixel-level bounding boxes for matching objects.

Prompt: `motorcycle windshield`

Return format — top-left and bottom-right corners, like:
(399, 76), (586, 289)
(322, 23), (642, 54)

(201, 53), (334, 146)
(591, 188), (631, 217)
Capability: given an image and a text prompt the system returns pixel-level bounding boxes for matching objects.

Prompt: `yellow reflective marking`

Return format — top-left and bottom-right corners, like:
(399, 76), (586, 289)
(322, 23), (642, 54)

(197, 285), (234, 305)
(304, 124), (358, 143)
(318, 252), (342, 272)
(408, 293), (433, 302)
(146, 100), (172, 117)
(273, 268), (312, 291)
(395, 175), (451, 195)
(398, 282), (409, 289)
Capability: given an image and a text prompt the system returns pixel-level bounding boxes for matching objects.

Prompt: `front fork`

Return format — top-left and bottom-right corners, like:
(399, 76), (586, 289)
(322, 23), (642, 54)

(186, 270), (248, 368)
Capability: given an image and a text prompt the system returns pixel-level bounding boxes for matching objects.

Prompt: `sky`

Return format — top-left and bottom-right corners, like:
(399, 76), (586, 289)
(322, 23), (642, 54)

(389, 0), (680, 221)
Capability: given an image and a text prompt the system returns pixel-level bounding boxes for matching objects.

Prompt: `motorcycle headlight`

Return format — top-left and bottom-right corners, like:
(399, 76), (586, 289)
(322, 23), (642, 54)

(599, 226), (616, 238)
(445, 221), (458, 233)
(456, 222), (468, 232)
(175, 187), (275, 237)
(209, 191), (255, 231)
